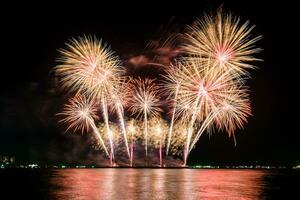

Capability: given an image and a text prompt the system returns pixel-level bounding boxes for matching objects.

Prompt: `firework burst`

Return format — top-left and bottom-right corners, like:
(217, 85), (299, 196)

(182, 10), (262, 76)
(213, 88), (252, 138)
(55, 35), (124, 98)
(163, 57), (249, 165)
(58, 95), (109, 157)
(128, 78), (162, 159)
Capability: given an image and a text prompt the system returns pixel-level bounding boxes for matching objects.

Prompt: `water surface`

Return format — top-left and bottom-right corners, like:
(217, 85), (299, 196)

(1, 168), (299, 199)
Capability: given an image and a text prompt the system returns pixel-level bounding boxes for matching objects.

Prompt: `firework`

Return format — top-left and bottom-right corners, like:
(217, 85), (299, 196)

(55, 35), (131, 164)
(212, 88), (251, 142)
(169, 121), (188, 156)
(55, 35), (124, 98)
(58, 95), (109, 157)
(182, 10), (262, 76)
(126, 119), (142, 166)
(148, 118), (168, 167)
(54, 9), (261, 167)
(98, 122), (122, 149)
(163, 58), (236, 164)
(128, 78), (162, 159)
(188, 86), (251, 153)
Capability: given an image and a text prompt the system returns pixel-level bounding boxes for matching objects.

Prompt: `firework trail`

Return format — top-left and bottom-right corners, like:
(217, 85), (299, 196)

(101, 97), (115, 166)
(162, 66), (182, 156)
(58, 95), (109, 157)
(166, 83), (180, 156)
(126, 119), (142, 166)
(156, 123), (164, 167)
(128, 78), (162, 160)
(109, 81), (131, 160)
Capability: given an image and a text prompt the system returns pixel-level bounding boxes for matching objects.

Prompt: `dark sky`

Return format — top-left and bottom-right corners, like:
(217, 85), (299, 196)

(1, 1), (298, 166)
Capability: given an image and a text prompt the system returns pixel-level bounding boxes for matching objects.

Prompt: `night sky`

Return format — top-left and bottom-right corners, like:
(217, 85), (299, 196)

(1, 1), (298, 166)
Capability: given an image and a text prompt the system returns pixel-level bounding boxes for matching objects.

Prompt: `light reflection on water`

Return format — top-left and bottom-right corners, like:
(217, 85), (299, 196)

(49, 169), (266, 200)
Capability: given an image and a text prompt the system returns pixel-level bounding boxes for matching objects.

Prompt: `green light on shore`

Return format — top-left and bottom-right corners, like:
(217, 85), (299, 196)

(192, 165), (214, 168)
